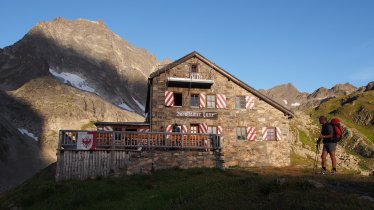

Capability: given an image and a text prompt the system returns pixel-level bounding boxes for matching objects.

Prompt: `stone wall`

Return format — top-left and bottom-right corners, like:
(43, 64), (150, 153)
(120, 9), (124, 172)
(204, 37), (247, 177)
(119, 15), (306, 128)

(151, 56), (292, 168)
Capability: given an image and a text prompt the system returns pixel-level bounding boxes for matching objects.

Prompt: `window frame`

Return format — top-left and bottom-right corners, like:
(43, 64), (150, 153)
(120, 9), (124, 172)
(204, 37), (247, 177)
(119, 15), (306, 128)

(235, 96), (246, 109)
(190, 94), (199, 108)
(208, 126), (217, 134)
(173, 92), (183, 107)
(207, 94), (216, 109)
(266, 127), (277, 141)
(191, 64), (198, 73)
(190, 124), (199, 134)
(236, 127), (247, 140)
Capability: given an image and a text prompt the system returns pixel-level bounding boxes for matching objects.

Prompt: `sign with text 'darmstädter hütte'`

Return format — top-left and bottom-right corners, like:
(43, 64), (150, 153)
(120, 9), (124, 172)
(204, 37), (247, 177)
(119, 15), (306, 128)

(77, 132), (97, 150)
(175, 111), (218, 119)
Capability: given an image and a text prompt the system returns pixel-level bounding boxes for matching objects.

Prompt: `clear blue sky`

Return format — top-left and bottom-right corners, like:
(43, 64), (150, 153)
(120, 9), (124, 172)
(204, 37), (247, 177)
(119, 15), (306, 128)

(1, 0), (373, 93)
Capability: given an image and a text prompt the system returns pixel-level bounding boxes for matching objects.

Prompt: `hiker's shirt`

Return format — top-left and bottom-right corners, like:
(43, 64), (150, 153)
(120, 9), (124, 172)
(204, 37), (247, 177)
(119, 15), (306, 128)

(321, 123), (335, 143)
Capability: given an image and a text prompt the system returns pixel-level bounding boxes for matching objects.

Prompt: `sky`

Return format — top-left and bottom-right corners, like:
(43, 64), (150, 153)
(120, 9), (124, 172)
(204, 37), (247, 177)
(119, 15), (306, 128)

(1, 0), (373, 93)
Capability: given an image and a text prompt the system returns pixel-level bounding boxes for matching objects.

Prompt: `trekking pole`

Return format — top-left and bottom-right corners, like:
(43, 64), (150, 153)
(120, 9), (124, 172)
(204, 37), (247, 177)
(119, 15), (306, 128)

(313, 139), (320, 175)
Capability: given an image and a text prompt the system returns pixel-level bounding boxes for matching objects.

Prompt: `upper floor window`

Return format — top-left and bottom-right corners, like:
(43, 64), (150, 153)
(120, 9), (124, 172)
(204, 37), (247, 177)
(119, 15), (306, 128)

(191, 64), (198, 73)
(235, 96), (246, 109)
(236, 127), (246, 140)
(190, 94), (199, 107)
(266, 127), (276, 141)
(207, 95), (216, 108)
(174, 93), (183, 107)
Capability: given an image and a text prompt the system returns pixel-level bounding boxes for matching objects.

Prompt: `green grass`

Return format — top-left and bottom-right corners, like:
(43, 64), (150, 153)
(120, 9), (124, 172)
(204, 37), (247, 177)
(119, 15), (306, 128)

(80, 120), (96, 130)
(310, 91), (374, 143)
(298, 129), (317, 150)
(1, 167), (373, 210)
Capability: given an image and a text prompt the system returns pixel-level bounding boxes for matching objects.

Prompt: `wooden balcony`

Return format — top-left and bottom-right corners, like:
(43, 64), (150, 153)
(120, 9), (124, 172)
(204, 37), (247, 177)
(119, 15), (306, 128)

(58, 130), (222, 151)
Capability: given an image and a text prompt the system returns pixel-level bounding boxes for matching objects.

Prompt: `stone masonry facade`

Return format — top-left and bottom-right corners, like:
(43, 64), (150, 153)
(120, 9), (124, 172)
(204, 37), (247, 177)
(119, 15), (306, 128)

(149, 52), (293, 168)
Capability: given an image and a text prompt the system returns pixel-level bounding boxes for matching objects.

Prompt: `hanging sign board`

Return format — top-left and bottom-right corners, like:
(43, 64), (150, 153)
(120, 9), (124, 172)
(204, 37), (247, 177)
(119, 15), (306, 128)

(175, 111), (218, 119)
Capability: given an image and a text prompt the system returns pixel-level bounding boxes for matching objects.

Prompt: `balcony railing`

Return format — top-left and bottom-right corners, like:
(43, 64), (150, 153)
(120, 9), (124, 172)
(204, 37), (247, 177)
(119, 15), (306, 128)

(58, 130), (222, 151)
(167, 70), (214, 88)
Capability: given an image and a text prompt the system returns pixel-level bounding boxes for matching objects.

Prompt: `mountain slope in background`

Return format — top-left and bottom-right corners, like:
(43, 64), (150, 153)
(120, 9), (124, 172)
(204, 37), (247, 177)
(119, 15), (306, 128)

(0, 17), (166, 114)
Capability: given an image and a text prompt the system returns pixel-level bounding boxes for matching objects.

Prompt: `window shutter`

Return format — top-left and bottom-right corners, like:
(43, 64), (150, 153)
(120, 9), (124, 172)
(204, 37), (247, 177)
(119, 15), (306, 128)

(217, 126), (223, 135)
(138, 128), (150, 132)
(216, 94), (226, 108)
(246, 96), (254, 109)
(246, 127), (256, 141)
(199, 123), (208, 133)
(276, 127), (282, 141)
(182, 125), (188, 133)
(165, 91), (174, 107)
(199, 93), (206, 108)
(262, 127), (268, 141)
(166, 125), (173, 132)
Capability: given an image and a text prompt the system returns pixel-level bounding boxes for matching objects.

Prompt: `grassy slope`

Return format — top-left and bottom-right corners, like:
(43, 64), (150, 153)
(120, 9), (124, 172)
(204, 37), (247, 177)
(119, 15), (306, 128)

(1, 167), (373, 210)
(310, 91), (374, 143)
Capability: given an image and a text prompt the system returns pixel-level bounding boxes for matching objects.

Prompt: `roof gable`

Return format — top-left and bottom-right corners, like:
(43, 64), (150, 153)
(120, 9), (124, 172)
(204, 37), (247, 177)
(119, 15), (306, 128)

(150, 51), (294, 118)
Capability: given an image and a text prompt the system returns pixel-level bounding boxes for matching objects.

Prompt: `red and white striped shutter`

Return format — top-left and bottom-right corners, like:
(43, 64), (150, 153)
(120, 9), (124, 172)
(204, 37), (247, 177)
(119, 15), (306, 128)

(276, 127), (282, 141)
(138, 128), (150, 132)
(182, 125), (188, 133)
(165, 91), (174, 107)
(199, 123), (208, 133)
(262, 127), (268, 141)
(166, 125), (173, 132)
(246, 96), (255, 109)
(199, 93), (206, 108)
(216, 94), (226, 108)
(166, 124), (173, 139)
(104, 126), (113, 131)
(217, 126), (223, 135)
(247, 127), (256, 141)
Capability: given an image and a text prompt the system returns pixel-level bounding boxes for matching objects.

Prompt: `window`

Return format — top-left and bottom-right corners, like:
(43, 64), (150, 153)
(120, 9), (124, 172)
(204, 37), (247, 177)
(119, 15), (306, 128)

(267, 128), (276, 141)
(190, 94), (199, 107)
(174, 93), (183, 106)
(235, 96), (246, 109)
(190, 124), (199, 133)
(207, 95), (216, 108)
(191, 64), (198, 73)
(208, 126), (217, 134)
(236, 127), (246, 140)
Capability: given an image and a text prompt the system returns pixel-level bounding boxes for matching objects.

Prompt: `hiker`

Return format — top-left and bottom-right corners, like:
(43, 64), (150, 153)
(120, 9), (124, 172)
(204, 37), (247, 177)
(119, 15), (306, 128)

(317, 116), (337, 175)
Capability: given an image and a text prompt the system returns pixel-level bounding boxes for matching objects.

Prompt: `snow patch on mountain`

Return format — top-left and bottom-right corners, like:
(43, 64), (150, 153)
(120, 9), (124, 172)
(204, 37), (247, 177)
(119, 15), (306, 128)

(291, 102), (301, 107)
(18, 128), (38, 141)
(133, 97), (145, 111)
(283, 100), (288, 105)
(49, 69), (96, 94)
(118, 103), (134, 112)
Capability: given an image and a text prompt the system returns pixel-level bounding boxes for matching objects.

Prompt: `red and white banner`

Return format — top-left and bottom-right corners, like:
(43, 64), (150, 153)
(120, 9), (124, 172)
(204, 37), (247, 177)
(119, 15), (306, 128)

(199, 93), (206, 108)
(247, 127), (256, 141)
(262, 127), (268, 141)
(246, 96), (255, 109)
(165, 91), (174, 107)
(216, 94), (226, 108)
(276, 127), (282, 141)
(199, 123), (208, 133)
(138, 128), (150, 132)
(217, 126), (223, 135)
(77, 132), (96, 150)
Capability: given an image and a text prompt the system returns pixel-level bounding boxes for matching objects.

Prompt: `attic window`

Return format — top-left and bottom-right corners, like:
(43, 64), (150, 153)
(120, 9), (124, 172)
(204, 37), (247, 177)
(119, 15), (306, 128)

(191, 64), (198, 73)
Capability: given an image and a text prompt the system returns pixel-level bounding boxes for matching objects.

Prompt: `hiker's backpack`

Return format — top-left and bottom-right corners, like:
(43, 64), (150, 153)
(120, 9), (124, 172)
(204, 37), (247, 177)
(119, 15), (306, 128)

(330, 118), (343, 141)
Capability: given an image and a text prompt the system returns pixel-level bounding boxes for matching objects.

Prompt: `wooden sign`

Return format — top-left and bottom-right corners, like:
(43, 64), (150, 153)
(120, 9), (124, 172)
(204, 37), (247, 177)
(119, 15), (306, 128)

(175, 111), (218, 119)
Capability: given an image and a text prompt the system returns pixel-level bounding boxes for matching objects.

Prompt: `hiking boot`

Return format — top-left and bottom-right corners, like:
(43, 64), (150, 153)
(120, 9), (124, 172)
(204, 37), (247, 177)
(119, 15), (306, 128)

(320, 169), (326, 175)
(331, 170), (336, 176)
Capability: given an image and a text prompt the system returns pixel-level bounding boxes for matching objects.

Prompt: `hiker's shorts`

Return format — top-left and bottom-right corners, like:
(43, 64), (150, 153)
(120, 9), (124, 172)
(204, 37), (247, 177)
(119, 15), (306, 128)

(323, 143), (337, 153)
